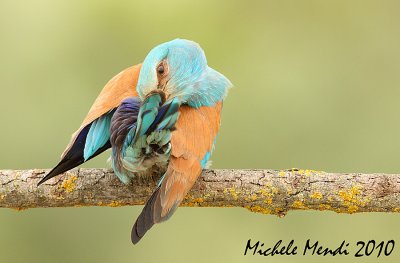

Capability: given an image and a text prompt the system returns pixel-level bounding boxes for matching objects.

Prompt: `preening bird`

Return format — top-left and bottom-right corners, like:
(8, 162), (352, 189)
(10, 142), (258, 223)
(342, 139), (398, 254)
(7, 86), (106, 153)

(38, 39), (232, 244)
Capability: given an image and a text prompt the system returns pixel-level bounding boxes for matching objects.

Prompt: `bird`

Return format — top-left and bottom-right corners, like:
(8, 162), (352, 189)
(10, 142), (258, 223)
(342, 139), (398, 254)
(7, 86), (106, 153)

(38, 39), (232, 244)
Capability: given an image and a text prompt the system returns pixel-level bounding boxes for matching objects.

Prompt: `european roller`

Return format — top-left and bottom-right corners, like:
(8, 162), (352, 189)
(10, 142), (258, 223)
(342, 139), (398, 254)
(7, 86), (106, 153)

(38, 39), (232, 244)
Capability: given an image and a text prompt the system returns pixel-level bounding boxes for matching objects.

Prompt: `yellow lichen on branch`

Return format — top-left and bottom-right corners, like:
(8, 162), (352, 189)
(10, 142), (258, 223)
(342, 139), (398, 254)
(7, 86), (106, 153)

(0, 168), (399, 214)
(61, 175), (77, 193)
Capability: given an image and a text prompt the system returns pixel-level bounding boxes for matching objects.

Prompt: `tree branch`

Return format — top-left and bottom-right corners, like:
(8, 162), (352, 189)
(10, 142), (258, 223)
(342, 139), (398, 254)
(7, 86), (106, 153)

(1, 168), (399, 215)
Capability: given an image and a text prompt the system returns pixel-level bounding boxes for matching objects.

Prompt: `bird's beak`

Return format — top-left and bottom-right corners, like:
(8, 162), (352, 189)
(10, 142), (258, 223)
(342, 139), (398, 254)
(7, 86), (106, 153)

(157, 76), (172, 97)
(144, 89), (166, 104)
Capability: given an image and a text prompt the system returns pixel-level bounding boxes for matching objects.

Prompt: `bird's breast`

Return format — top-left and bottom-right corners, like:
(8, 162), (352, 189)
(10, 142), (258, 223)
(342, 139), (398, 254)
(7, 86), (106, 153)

(111, 129), (172, 183)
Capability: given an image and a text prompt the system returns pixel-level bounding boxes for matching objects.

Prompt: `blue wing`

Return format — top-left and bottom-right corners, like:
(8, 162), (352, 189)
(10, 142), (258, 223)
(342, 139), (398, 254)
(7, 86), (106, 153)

(37, 110), (115, 186)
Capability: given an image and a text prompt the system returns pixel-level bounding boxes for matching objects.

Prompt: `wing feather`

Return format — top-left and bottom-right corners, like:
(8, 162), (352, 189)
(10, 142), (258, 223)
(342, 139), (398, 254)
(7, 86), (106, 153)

(62, 64), (141, 158)
(38, 64), (142, 185)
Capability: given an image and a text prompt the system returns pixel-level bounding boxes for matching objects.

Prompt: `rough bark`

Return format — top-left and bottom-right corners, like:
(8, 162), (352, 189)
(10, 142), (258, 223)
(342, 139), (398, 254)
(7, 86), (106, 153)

(1, 168), (399, 215)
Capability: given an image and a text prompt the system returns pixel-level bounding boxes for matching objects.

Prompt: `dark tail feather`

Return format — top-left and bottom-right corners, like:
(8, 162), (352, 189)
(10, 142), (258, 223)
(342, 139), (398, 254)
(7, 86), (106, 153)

(131, 187), (161, 244)
(37, 124), (111, 186)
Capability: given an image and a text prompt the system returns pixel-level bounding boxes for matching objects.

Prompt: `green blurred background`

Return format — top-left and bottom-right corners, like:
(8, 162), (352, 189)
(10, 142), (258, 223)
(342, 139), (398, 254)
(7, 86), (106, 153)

(1, 0), (400, 262)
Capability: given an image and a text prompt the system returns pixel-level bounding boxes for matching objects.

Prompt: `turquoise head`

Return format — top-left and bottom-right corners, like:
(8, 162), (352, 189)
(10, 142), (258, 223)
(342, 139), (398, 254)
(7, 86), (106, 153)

(136, 39), (232, 107)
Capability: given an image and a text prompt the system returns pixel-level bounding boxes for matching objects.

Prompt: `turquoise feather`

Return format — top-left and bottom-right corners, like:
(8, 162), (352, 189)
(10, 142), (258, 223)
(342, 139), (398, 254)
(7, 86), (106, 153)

(200, 137), (217, 168)
(187, 67), (232, 108)
(134, 93), (163, 141)
(111, 93), (181, 184)
(155, 97), (180, 131)
(83, 113), (112, 161)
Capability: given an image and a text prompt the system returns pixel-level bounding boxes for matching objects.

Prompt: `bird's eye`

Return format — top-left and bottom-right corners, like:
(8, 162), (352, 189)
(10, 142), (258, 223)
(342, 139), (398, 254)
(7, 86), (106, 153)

(157, 64), (165, 75)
